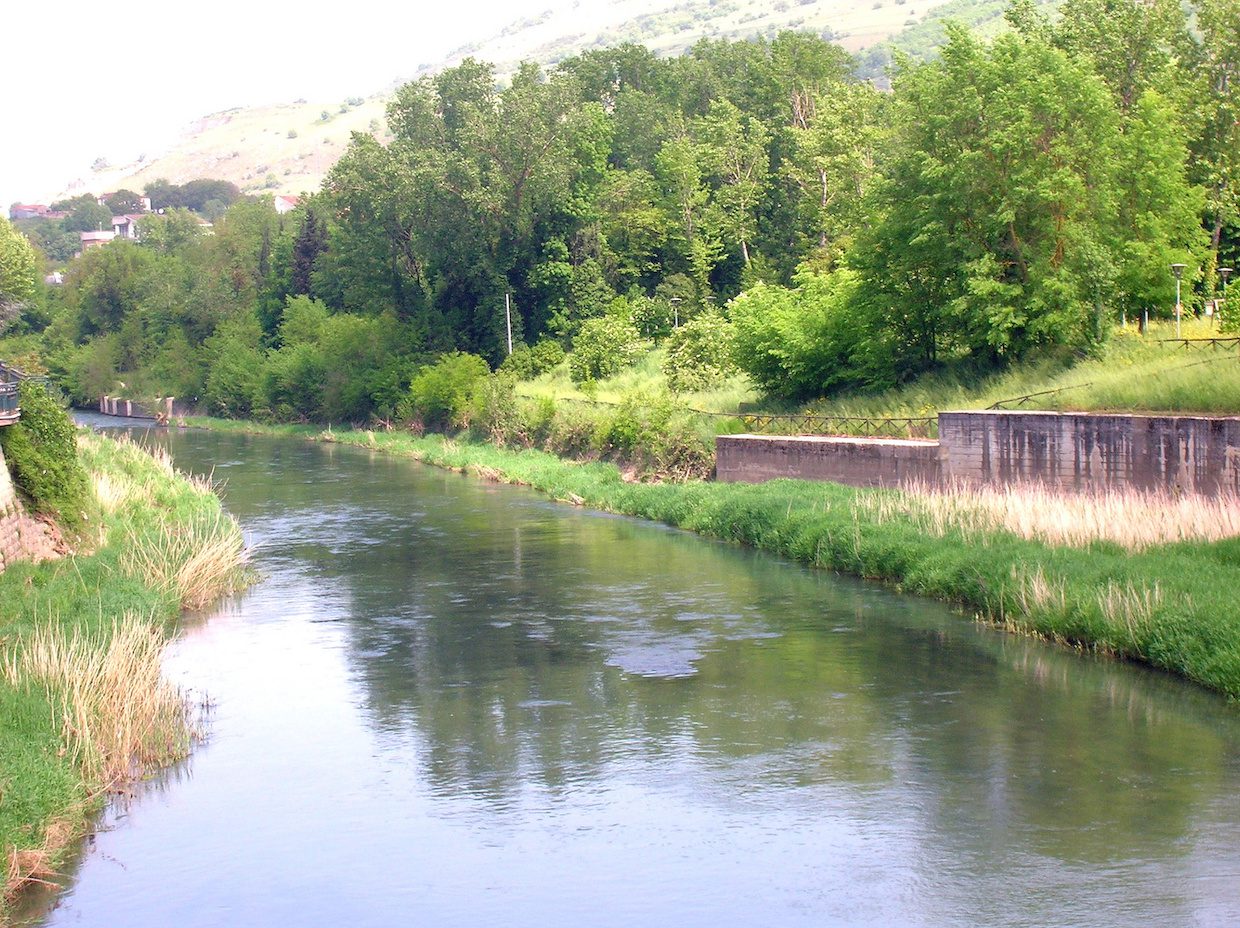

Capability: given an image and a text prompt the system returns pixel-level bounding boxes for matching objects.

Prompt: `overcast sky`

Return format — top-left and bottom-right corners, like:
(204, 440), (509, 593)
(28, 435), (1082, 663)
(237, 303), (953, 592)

(1, 0), (553, 207)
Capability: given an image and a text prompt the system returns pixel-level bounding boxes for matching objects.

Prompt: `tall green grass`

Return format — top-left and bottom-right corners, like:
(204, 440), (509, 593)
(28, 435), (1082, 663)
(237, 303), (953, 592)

(518, 349), (760, 414)
(201, 419), (1240, 700)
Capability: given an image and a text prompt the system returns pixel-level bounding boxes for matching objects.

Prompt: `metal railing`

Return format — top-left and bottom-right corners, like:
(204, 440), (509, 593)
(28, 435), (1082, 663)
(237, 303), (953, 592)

(0, 381), (18, 422)
(0, 362), (30, 424)
(1154, 336), (1240, 350)
(732, 411), (937, 438)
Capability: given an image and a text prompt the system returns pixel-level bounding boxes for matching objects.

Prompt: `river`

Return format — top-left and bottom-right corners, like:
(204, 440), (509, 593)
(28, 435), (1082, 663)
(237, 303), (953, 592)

(22, 426), (1240, 926)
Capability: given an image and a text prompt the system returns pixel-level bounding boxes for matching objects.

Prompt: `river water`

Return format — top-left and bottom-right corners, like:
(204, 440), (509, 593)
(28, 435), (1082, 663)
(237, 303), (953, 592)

(24, 427), (1240, 926)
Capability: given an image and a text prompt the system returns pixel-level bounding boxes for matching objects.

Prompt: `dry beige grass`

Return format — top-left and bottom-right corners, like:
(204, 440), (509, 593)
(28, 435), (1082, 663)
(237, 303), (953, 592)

(5, 818), (74, 901)
(3, 615), (192, 788)
(859, 480), (1240, 551)
(120, 514), (246, 611)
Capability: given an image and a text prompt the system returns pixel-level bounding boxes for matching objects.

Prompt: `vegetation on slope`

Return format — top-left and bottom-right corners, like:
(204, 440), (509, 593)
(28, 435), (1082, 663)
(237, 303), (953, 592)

(5, 4), (1234, 435)
(0, 425), (246, 916)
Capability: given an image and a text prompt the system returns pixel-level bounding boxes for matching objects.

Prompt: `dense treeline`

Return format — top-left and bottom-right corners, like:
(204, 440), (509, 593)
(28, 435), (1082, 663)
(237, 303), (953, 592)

(2, 0), (1237, 422)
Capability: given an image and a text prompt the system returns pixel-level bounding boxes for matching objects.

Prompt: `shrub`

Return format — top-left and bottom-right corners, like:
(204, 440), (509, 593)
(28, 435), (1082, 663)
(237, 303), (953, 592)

(499, 339), (565, 380)
(0, 381), (90, 526)
(408, 351), (490, 430)
(663, 311), (739, 392)
(630, 295), (674, 341)
(468, 374), (525, 445)
(728, 269), (863, 401)
(568, 315), (644, 384)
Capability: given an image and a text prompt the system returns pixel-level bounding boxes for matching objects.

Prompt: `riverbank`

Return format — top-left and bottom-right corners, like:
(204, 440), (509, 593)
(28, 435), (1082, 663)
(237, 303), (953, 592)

(190, 418), (1240, 700)
(0, 432), (246, 917)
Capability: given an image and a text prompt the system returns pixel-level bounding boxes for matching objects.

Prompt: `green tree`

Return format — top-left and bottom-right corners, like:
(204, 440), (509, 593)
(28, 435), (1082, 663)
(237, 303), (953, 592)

(854, 28), (1123, 375)
(1191, 0), (1240, 277)
(408, 351), (490, 429)
(137, 208), (204, 254)
(697, 99), (771, 266)
(104, 189), (145, 214)
(656, 132), (722, 301)
(728, 269), (863, 400)
(785, 81), (885, 264)
(0, 217), (38, 333)
(53, 194), (111, 233)
(568, 313), (644, 383)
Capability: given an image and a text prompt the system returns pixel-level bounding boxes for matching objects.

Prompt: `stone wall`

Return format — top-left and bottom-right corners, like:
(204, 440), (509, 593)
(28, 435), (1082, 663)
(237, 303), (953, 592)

(716, 434), (942, 487)
(0, 443), (27, 572)
(0, 443), (61, 572)
(938, 411), (1240, 495)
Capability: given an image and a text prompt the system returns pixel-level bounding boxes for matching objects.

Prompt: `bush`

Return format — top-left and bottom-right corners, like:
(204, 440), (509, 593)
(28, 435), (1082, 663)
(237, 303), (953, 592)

(499, 339), (565, 380)
(630, 295), (674, 341)
(663, 312), (739, 392)
(728, 269), (863, 401)
(0, 381), (90, 527)
(468, 374), (524, 444)
(568, 315), (644, 384)
(408, 351), (490, 430)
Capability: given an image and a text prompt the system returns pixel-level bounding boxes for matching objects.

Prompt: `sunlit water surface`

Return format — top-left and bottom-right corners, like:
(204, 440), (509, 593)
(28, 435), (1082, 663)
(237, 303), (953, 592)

(24, 426), (1240, 927)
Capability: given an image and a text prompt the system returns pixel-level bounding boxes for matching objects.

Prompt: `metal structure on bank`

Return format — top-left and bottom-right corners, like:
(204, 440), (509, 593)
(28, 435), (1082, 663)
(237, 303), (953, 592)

(0, 363), (24, 426)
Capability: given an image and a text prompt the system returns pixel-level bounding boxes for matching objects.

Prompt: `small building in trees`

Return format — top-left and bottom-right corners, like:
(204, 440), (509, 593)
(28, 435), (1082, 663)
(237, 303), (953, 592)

(273, 194), (301, 215)
(111, 214), (145, 239)
(79, 230), (116, 250)
(9, 204), (50, 220)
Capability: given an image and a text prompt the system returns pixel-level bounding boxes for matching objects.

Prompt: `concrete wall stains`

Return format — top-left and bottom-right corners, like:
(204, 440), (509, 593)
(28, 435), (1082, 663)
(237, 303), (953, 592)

(716, 435), (942, 487)
(717, 412), (1240, 496)
(938, 411), (1240, 495)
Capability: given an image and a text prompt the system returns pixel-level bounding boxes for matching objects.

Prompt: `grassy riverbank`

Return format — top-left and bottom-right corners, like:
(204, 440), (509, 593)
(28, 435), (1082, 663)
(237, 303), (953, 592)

(0, 432), (246, 915)
(193, 418), (1240, 700)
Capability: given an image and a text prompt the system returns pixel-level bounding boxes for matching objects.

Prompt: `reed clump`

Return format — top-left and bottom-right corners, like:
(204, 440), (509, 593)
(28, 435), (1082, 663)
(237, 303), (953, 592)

(119, 513), (247, 610)
(859, 480), (1240, 551)
(3, 614), (192, 788)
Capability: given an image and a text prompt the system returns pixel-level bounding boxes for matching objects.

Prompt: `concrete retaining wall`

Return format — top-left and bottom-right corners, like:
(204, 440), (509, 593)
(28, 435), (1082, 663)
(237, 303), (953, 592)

(716, 434), (942, 487)
(938, 411), (1240, 495)
(716, 412), (1240, 496)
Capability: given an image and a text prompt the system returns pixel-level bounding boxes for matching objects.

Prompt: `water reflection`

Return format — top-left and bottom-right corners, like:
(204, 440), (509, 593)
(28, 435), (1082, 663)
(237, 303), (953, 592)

(31, 430), (1240, 928)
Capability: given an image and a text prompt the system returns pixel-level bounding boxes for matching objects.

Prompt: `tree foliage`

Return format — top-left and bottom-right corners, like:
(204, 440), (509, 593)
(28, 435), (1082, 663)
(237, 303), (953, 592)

(8, 16), (1235, 417)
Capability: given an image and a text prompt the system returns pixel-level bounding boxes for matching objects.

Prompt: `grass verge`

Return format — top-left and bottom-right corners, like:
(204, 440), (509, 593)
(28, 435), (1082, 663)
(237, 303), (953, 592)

(191, 417), (1240, 701)
(0, 432), (247, 918)
(803, 318), (1240, 421)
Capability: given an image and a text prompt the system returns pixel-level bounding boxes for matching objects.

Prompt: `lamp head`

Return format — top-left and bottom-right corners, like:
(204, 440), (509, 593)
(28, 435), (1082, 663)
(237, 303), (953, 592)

(1171, 263), (1187, 280)
(1220, 267), (1234, 284)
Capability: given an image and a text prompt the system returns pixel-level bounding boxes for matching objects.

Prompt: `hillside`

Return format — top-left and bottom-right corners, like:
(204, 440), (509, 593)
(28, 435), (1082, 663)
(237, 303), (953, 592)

(64, 97), (391, 203)
(60, 0), (969, 200)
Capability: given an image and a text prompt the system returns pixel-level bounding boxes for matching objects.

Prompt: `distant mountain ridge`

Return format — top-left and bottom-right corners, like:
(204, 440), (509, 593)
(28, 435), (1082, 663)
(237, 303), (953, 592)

(65, 0), (1029, 203)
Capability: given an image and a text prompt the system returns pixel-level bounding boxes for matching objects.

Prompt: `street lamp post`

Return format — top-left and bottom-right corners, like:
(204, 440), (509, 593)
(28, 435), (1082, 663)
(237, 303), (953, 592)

(1171, 263), (1187, 338)
(1221, 267), (1234, 327)
(669, 297), (681, 329)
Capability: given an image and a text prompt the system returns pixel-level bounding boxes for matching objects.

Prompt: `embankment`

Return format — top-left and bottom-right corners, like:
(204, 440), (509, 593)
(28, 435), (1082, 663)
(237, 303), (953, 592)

(0, 432), (247, 918)
(193, 419), (1240, 701)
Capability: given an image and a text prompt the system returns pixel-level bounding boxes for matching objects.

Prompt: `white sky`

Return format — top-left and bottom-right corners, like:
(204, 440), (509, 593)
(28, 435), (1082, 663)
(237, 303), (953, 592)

(0, 0), (553, 207)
